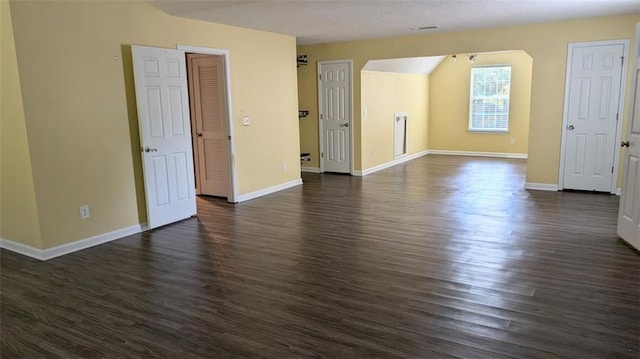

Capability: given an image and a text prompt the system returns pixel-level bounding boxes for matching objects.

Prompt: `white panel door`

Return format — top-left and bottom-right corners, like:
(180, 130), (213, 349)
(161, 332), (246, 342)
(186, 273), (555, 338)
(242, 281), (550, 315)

(562, 43), (625, 192)
(132, 45), (196, 229)
(617, 25), (640, 250)
(319, 61), (351, 173)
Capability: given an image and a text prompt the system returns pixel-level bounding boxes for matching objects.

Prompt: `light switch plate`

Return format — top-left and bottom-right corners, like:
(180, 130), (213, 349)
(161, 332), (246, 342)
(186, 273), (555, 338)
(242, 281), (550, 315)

(243, 116), (250, 126)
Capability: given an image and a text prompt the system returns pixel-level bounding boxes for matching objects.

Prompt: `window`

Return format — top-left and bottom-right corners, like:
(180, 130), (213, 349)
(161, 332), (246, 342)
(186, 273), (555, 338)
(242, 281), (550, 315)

(469, 65), (511, 132)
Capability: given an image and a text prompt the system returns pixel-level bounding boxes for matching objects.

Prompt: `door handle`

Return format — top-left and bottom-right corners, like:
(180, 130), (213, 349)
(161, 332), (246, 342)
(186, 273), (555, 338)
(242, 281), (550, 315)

(341, 123), (349, 127)
(197, 133), (203, 137)
(567, 125), (575, 130)
(621, 141), (630, 148)
(143, 146), (158, 153)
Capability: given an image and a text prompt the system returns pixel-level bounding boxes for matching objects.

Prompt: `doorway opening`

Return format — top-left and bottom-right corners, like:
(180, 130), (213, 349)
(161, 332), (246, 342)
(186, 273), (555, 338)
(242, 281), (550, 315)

(318, 59), (354, 174)
(558, 39), (629, 194)
(179, 45), (237, 203)
(360, 50), (533, 174)
(394, 112), (408, 159)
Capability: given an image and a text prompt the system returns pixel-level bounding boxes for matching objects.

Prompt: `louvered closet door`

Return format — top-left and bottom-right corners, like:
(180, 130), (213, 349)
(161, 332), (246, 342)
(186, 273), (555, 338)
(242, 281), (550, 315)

(188, 54), (229, 197)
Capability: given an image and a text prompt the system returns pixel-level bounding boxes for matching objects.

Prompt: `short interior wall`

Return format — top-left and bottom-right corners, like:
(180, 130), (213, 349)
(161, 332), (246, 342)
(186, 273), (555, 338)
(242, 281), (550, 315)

(361, 71), (429, 170)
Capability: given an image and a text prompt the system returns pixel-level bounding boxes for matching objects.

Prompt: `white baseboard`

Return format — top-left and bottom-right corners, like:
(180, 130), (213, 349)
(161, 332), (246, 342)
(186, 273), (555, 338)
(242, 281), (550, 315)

(0, 238), (45, 260)
(236, 178), (303, 202)
(354, 150), (429, 176)
(301, 166), (321, 173)
(428, 149), (528, 159)
(525, 182), (559, 191)
(0, 223), (143, 261)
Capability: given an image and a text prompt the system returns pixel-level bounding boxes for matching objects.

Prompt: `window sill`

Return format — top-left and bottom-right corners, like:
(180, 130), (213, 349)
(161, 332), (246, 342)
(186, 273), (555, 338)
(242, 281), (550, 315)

(467, 129), (509, 134)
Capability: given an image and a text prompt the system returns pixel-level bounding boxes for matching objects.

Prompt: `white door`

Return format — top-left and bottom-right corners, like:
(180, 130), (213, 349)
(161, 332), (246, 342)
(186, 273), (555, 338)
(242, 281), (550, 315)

(319, 61), (351, 173)
(132, 45), (196, 229)
(561, 42), (625, 192)
(394, 113), (408, 159)
(187, 54), (229, 198)
(617, 24), (640, 250)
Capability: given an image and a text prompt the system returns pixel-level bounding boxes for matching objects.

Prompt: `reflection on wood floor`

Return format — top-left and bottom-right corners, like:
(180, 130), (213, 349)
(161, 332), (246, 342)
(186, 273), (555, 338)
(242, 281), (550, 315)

(2, 155), (638, 358)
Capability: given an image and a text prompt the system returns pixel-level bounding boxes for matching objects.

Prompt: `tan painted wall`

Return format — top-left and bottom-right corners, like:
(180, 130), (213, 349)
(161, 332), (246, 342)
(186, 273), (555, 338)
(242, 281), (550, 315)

(9, 1), (300, 249)
(429, 51), (532, 154)
(361, 71), (429, 169)
(297, 14), (639, 185)
(0, 0), (42, 249)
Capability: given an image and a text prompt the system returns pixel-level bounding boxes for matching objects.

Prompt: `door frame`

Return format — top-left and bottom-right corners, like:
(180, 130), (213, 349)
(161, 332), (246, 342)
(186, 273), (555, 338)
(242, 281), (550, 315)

(178, 45), (237, 203)
(317, 59), (354, 174)
(558, 39), (629, 194)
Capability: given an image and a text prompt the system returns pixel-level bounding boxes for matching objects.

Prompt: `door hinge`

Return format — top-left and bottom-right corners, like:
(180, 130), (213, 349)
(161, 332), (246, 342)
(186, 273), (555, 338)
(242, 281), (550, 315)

(321, 152), (324, 158)
(621, 56), (625, 65)
(320, 113), (323, 120)
(612, 166), (614, 173)
(319, 73), (322, 80)
(228, 135), (231, 140)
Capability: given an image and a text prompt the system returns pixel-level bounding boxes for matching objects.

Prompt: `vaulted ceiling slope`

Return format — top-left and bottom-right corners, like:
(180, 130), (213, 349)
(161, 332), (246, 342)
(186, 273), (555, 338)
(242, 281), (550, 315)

(150, 0), (639, 45)
(363, 56), (446, 75)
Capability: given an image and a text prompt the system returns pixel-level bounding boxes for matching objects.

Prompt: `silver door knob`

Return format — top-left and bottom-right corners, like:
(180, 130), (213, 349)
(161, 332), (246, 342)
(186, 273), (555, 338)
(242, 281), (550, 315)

(621, 141), (630, 148)
(144, 146), (158, 153)
(568, 125), (575, 130)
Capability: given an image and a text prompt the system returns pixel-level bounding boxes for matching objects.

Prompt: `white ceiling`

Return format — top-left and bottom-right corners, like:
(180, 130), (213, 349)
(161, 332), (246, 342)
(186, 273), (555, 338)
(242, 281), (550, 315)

(150, 0), (639, 45)
(363, 56), (446, 74)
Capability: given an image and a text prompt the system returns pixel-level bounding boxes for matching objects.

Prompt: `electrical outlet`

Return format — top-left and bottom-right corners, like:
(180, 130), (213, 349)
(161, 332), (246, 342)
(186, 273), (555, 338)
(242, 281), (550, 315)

(510, 138), (516, 145)
(80, 205), (90, 219)
(282, 162), (287, 171)
(243, 116), (250, 126)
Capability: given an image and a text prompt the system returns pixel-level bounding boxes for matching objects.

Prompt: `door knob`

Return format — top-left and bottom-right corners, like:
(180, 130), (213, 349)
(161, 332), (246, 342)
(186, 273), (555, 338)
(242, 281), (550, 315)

(197, 133), (203, 137)
(143, 146), (158, 153)
(568, 125), (575, 130)
(341, 123), (349, 127)
(621, 141), (630, 148)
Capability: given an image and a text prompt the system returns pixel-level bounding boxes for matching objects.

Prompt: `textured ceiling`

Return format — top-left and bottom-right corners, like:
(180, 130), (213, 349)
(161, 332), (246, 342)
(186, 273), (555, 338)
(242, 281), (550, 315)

(150, 0), (640, 45)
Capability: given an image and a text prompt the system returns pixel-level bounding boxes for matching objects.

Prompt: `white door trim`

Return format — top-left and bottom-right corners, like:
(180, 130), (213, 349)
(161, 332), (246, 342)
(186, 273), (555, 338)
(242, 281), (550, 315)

(317, 59), (354, 174)
(178, 45), (238, 203)
(558, 39), (629, 194)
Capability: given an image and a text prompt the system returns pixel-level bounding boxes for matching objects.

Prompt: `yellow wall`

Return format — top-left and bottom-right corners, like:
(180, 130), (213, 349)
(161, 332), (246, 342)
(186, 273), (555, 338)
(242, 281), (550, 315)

(297, 14), (639, 185)
(361, 71), (429, 169)
(0, 0), (43, 249)
(9, 0), (300, 249)
(429, 51), (532, 154)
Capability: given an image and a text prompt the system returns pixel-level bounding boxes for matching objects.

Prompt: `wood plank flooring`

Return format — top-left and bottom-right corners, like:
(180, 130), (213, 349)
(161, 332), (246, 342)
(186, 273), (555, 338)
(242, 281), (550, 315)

(2, 155), (638, 358)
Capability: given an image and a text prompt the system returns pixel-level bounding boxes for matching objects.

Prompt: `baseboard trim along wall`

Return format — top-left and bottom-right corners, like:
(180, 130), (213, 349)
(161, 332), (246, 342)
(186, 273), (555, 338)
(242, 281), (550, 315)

(236, 178), (303, 202)
(1, 179), (303, 261)
(301, 166), (321, 173)
(0, 238), (44, 261)
(0, 223), (144, 261)
(525, 183), (559, 191)
(428, 149), (528, 159)
(354, 150), (430, 176)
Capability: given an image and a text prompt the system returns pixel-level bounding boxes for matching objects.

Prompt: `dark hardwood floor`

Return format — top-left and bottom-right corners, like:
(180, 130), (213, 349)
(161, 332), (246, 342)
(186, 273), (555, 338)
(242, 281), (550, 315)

(2, 155), (638, 358)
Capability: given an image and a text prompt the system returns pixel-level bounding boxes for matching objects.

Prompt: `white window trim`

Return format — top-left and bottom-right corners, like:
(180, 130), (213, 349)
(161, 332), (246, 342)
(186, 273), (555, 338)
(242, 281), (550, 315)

(468, 65), (512, 132)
